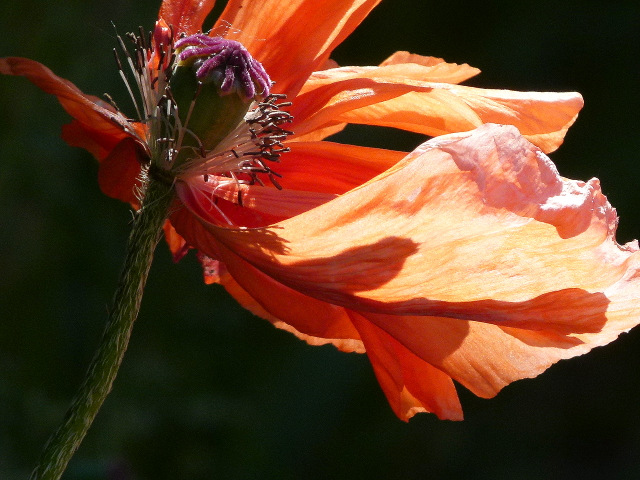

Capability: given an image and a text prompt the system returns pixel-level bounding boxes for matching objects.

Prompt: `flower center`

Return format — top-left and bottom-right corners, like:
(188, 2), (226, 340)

(112, 25), (291, 192)
(174, 34), (271, 99)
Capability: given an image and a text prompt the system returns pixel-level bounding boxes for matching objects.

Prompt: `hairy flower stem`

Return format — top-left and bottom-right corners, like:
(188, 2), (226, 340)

(30, 173), (175, 480)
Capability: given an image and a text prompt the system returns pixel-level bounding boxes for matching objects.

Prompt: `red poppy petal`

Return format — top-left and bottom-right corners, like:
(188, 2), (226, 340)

(174, 178), (329, 228)
(163, 220), (190, 262)
(339, 85), (583, 154)
(194, 124), (639, 341)
(292, 67), (583, 153)
(158, 0), (216, 34)
(348, 311), (463, 421)
(357, 308), (639, 400)
(169, 201), (225, 259)
(61, 121), (122, 161)
(219, 245), (364, 353)
(173, 142), (403, 227)
(290, 76), (423, 140)
(215, 0), (382, 96)
(171, 204), (360, 348)
(0, 57), (136, 143)
(97, 138), (146, 206)
(167, 212), (365, 351)
(276, 141), (405, 194)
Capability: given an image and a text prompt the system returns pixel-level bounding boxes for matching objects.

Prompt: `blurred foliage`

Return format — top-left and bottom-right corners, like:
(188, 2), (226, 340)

(1, 1), (640, 479)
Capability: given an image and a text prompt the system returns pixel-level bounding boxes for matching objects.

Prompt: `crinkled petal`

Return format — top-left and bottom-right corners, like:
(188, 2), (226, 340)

(0, 57), (139, 145)
(292, 66), (583, 153)
(215, 0), (382, 96)
(185, 124), (639, 340)
(158, 0), (216, 34)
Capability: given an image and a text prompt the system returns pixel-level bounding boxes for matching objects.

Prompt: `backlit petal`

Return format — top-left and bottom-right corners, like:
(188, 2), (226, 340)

(61, 120), (125, 161)
(191, 124), (639, 338)
(175, 175), (337, 226)
(349, 311), (463, 421)
(169, 206), (365, 352)
(173, 142), (402, 227)
(276, 141), (405, 194)
(292, 67), (583, 153)
(163, 220), (190, 262)
(158, 0), (216, 34)
(217, 242), (365, 353)
(215, 0), (382, 96)
(0, 57), (137, 144)
(357, 307), (640, 401)
(379, 52), (480, 84)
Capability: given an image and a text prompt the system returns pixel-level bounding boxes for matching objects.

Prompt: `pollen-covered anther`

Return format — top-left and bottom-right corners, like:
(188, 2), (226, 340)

(174, 34), (271, 100)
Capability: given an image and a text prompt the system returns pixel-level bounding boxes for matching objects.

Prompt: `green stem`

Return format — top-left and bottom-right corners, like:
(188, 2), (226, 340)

(30, 174), (174, 480)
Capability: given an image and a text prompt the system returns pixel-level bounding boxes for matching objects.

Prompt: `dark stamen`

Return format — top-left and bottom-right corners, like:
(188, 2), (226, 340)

(103, 93), (121, 112)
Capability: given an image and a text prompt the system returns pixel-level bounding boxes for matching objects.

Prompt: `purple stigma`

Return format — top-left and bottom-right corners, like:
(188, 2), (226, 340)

(174, 34), (271, 99)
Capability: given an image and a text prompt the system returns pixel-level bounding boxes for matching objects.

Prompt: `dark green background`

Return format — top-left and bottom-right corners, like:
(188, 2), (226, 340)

(2, 1), (640, 478)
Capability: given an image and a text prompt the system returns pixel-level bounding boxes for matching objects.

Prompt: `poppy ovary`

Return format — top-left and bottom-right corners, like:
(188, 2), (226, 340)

(162, 34), (274, 170)
(174, 34), (271, 100)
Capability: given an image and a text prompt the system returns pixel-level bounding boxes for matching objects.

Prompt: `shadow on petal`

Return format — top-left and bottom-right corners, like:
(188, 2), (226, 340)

(214, 229), (421, 302)
(356, 288), (609, 336)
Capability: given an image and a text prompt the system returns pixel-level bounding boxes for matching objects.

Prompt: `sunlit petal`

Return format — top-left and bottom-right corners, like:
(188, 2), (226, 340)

(158, 0), (216, 34)
(193, 125), (638, 335)
(349, 311), (463, 421)
(293, 67), (583, 152)
(215, 0), (382, 95)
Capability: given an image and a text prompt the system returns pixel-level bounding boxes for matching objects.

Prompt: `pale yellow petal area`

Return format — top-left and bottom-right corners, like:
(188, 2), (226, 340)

(215, 0), (382, 95)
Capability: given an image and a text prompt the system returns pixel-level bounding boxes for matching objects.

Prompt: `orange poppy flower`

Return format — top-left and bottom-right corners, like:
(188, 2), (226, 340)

(2, 0), (637, 422)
